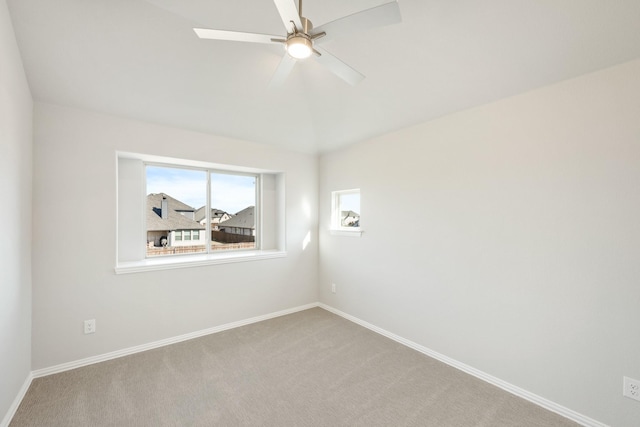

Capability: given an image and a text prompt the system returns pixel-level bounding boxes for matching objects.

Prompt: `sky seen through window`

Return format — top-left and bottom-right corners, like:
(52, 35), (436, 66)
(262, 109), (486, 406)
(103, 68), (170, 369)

(146, 166), (255, 215)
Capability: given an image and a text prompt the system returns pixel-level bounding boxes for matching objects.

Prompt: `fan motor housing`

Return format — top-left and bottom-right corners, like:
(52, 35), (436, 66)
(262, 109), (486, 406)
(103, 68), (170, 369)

(285, 17), (315, 59)
(285, 34), (313, 59)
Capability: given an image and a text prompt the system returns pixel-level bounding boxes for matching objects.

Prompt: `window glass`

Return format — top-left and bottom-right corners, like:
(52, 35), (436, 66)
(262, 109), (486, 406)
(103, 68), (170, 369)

(338, 192), (360, 227)
(145, 165), (258, 257)
(332, 189), (361, 230)
(210, 172), (257, 251)
(146, 166), (206, 257)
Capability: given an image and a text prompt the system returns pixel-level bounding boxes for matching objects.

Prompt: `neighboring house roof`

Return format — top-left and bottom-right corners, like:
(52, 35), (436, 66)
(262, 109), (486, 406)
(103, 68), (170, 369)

(341, 210), (360, 227)
(341, 210), (360, 218)
(194, 206), (231, 223)
(147, 193), (205, 232)
(219, 206), (255, 229)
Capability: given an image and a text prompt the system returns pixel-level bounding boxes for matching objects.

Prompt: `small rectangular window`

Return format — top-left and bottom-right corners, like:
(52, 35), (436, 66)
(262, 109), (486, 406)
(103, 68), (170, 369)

(175, 231), (182, 241)
(332, 189), (361, 231)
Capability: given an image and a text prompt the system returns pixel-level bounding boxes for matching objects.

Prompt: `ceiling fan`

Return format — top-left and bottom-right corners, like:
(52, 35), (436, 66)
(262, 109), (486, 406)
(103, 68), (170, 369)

(193, 0), (401, 87)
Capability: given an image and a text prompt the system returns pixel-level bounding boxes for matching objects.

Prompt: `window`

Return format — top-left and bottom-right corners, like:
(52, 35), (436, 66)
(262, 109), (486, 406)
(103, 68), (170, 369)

(116, 152), (286, 273)
(145, 165), (257, 257)
(331, 189), (362, 236)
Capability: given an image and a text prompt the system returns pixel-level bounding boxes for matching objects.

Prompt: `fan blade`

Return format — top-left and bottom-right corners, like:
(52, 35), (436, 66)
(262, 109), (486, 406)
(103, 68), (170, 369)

(313, 1), (401, 42)
(273, 0), (303, 32)
(314, 47), (365, 85)
(269, 54), (297, 88)
(194, 28), (281, 44)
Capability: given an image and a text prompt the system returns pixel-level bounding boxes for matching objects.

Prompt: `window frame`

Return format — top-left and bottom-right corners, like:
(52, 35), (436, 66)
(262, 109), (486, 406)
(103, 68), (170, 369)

(115, 152), (286, 274)
(143, 162), (260, 259)
(330, 189), (362, 237)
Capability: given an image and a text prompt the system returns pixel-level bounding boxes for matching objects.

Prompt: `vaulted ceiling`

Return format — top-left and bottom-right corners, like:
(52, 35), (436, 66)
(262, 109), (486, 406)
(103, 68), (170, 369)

(8, 0), (640, 153)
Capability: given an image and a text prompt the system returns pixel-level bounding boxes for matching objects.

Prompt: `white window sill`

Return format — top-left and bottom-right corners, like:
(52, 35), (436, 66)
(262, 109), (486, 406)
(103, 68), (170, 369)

(329, 229), (363, 237)
(115, 249), (286, 274)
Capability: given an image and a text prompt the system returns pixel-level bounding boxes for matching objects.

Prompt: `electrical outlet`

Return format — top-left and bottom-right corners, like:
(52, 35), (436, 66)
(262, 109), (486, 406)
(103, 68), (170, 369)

(623, 376), (640, 402)
(331, 283), (336, 294)
(84, 319), (96, 335)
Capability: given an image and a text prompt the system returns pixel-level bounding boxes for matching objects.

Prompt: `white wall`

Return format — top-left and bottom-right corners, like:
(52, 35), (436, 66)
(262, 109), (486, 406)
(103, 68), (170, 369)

(31, 103), (318, 370)
(319, 60), (640, 427)
(0, 0), (32, 422)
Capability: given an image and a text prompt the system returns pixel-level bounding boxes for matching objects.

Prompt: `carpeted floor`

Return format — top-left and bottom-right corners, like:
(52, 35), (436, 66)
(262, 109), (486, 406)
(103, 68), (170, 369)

(11, 308), (579, 426)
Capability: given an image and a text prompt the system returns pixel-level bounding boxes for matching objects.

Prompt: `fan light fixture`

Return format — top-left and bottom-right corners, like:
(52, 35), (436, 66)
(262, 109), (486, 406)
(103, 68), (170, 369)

(193, 0), (402, 86)
(286, 35), (313, 59)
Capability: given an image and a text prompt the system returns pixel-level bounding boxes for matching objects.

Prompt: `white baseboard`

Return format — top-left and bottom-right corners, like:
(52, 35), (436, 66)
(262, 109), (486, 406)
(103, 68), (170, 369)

(11, 302), (607, 427)
(32, 302), (318, 378)
(1, 372), (33, 427)
(318, 303), (608, 427)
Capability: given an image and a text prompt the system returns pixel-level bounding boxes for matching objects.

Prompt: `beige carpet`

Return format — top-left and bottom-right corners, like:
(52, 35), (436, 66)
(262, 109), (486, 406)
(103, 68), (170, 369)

(11, 308), (578, 426)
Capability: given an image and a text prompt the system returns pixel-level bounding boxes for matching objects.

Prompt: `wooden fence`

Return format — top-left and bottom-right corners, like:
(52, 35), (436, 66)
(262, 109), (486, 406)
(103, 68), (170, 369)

(147, 242), (255, 257)
(211, 230), (255, 244)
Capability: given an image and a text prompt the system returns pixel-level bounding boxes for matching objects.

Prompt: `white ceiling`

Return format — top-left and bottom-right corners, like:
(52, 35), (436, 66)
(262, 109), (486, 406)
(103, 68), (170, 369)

(7, 0), (640, 153)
